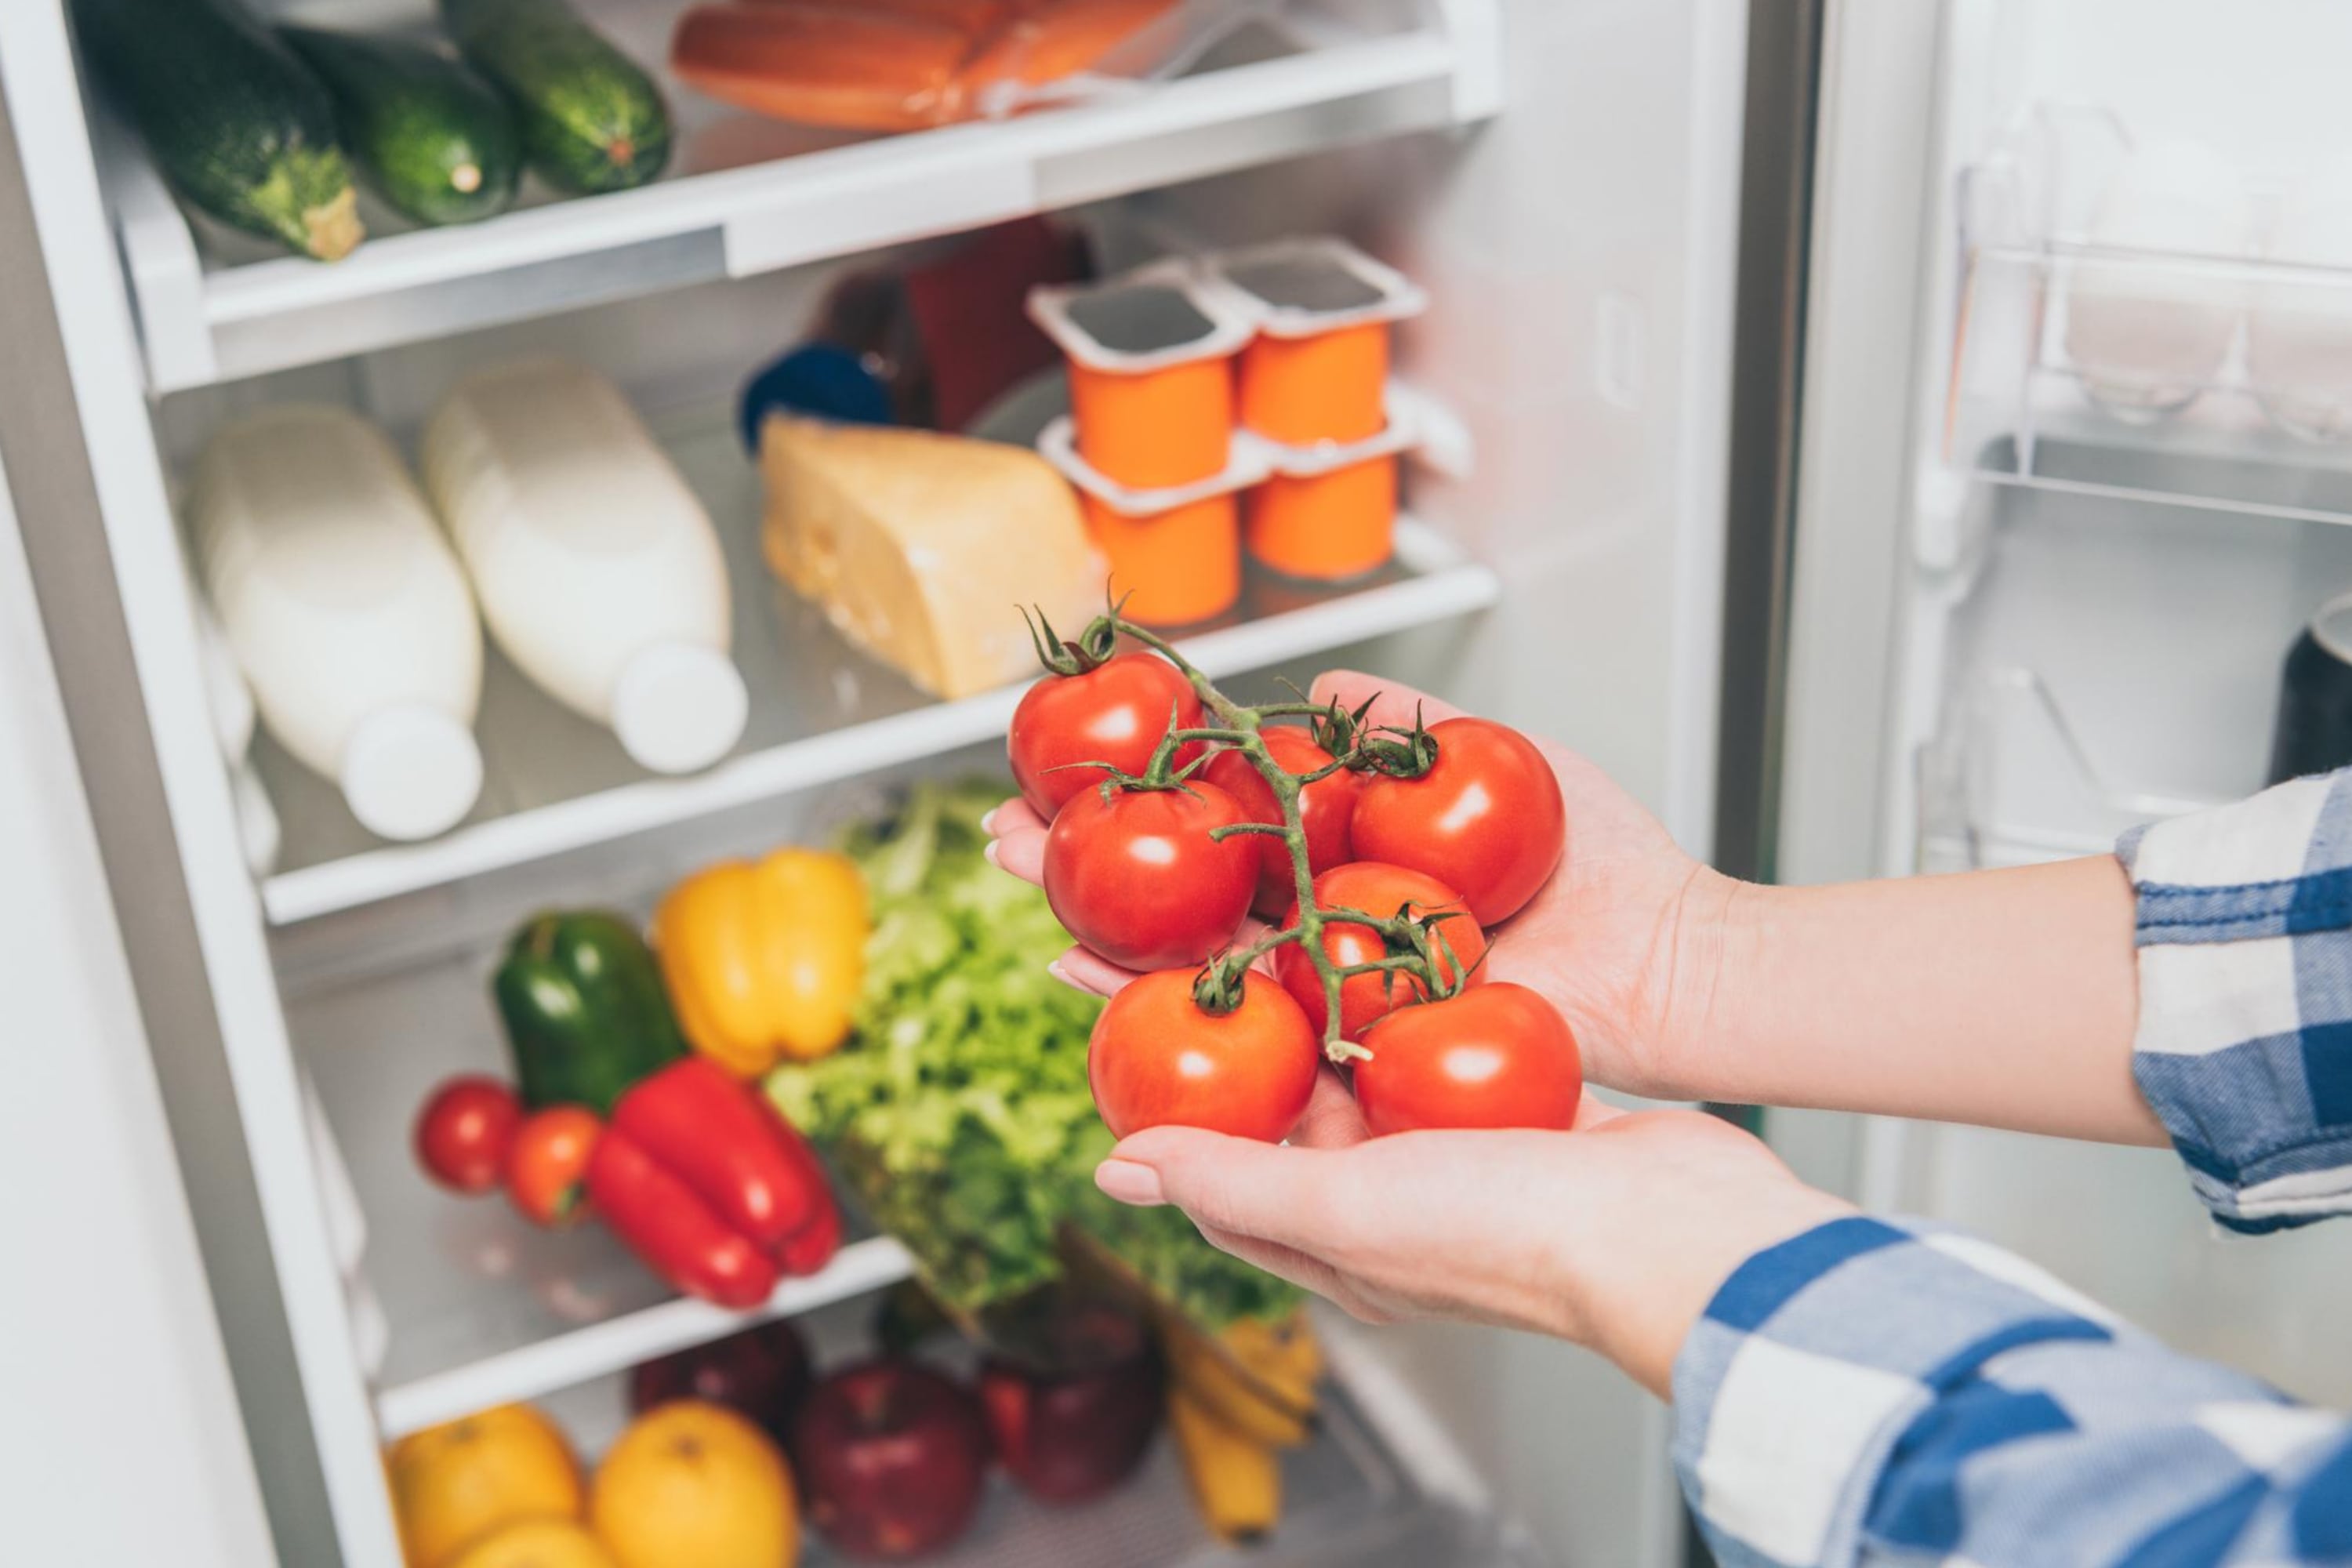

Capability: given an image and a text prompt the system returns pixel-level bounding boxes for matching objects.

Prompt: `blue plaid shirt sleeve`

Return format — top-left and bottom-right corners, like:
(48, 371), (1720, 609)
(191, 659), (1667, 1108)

(1672, 1216), (2352, 1566)
(2118, 771), (2352, 1233)
(1668, 775), (2352, 1566)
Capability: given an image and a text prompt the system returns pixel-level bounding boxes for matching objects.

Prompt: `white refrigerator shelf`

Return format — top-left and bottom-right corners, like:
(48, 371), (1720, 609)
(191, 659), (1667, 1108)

(288, 933), (911, 1439)
(100, 0), (1501, 393)
(524, 1352), (1519, 1568)
(373, 1236), (913, 1439)
(253, 410), (1501, 927)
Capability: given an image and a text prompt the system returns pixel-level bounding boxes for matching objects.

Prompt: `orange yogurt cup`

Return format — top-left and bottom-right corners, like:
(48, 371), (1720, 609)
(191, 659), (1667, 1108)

(1029, 265), (1253, 490)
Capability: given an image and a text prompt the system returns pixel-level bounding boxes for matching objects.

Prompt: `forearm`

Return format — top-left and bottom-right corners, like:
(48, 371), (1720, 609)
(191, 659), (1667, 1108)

(1667, 855), (2163, 1145)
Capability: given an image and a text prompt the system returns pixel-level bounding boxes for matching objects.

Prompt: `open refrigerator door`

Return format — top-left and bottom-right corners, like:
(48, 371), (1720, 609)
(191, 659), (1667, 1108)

(1780, 0), (2352, 1412)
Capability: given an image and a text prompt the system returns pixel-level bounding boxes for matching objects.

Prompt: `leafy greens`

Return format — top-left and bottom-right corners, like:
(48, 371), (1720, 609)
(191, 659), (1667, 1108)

(769, 778), (1299, 1327)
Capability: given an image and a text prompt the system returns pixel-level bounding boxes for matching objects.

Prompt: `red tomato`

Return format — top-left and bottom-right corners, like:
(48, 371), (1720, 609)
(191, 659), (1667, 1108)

(1008, 652), (1207, 818)
(414, 1076), (522, 1196)
(1044, 782), (1256, 971)
(1088, 969), (1320, 1142)
(1201, 728), (1361, 921)
(1272, 862), (1487, 1041)
(1353, 983), (1582, 1135)
(505, 1105), (601, 1227)
(1351, 718), (1566, 924)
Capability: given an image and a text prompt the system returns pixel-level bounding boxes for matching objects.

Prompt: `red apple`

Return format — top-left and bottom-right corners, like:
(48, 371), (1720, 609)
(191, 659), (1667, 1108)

(629, 1318), (812, 1445)
(978, 1294), (1162, 1504)
(792, 1360), (990, 1559)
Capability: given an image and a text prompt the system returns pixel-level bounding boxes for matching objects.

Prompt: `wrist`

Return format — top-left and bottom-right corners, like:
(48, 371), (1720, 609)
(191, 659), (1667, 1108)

(1570, 1147), (1853, 1397)
(1642, 867), (1767, 1103)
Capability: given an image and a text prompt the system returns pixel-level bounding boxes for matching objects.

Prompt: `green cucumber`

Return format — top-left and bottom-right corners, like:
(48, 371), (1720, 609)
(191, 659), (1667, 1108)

(71, 0), (362, 260)
(280, 27), (521, 228)
(439, 0), (670, 195)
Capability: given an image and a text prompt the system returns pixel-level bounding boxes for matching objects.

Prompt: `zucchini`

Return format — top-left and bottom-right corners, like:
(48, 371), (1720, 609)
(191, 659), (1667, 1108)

(439, 0), (670, 194)
(280, 27), (521, 228)
(71, 0), (362, 260)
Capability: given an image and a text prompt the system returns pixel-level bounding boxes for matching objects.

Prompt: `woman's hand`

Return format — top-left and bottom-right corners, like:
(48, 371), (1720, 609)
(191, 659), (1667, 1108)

(1095, 1073), (1849, 1396)
(986, 669), (1733, 1102)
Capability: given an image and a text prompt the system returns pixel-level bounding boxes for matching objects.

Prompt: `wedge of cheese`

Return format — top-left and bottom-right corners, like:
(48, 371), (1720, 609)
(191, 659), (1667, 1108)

(758, 415), (1108, 699)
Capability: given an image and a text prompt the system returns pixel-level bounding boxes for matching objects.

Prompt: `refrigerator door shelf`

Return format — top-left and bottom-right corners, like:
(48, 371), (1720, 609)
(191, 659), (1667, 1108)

(93, 0), (1501, 395)
(1911, 473), (2352, 874)
(252, 400), (1500, 932)
(1945, 105), (2352, 531)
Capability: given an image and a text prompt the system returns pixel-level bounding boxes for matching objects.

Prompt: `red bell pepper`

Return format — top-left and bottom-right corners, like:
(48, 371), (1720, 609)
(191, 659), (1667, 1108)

(586, 1058), (841, 1308)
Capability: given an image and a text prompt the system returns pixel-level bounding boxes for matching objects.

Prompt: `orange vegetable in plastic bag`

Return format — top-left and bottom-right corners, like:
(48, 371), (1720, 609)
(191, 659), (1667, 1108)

(670, 0), (1184, 132)
(670, 5), (971, 132)
(964, 0), (1189, 95)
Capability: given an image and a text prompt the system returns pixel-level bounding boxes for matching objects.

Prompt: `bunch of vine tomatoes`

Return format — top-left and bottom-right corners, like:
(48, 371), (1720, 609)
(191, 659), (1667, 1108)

(1005, 623), (1581, 1145)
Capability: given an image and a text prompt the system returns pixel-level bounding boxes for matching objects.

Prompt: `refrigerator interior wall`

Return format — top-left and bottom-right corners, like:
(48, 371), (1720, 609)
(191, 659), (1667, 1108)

(1863, 0), (2352, 1405)
(16, 0), (1745, 1557)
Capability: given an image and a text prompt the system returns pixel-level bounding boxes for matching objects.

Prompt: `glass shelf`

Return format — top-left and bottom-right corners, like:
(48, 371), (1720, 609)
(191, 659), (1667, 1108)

(1944, 103), (2352, 532)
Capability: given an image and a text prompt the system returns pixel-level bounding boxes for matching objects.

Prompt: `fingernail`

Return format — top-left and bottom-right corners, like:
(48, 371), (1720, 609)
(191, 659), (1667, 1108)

(1046, 959), (1080, 991)
(982, 839), (1002, 869)
(981, 808), (999, 835)
(1095, 1159), (1166, 1206)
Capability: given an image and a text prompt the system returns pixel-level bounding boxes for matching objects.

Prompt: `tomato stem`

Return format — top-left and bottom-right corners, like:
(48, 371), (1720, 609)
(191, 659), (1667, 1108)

(1093, 613), (1457, 1065)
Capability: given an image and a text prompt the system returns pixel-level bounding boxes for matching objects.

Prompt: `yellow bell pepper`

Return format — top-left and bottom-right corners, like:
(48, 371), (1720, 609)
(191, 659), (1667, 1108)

(654, 848), (869, 1076)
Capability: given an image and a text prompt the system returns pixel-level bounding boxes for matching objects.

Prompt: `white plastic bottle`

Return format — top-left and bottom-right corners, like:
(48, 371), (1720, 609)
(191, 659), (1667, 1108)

(420, 359), (746, 775)
(190, 405), (485, 844)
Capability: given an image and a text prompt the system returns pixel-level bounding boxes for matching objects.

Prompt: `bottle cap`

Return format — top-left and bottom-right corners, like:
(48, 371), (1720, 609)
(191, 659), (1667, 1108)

(612, 642), (748, 775)
(339, 705), (483, 842)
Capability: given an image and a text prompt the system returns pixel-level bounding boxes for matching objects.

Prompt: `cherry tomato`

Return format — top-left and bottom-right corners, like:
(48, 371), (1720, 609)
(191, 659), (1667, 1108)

(506, 1105), (601, 1227)
(1351, 717), (1566, 924)
(1201, 728), (1361, 921)
(1044, 781), (1257, 971)
(1009, 652), (1206, 818)
(1088, 968), (1320, 1142)
(1272, 862), (1487, 1042)
(1353, 983), (1582, 1135)
(414, 1076), (522, 1196)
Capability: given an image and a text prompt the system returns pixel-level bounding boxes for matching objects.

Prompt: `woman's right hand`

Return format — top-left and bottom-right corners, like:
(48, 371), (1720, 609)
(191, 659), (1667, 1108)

(985, 669), (1736, 1103)
(1091, 1069), (1849, 1396)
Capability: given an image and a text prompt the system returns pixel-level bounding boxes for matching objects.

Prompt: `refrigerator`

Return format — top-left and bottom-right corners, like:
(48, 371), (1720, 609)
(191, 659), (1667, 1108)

(4, 0), (2348, 1563)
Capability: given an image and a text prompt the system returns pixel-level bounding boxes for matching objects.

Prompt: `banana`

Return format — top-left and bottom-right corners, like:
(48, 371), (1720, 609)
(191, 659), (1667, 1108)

(1163, 1323), (1312, 1448)
(1224, 1308), (1323, 1406)
(1170, 1389), (1282, 1544)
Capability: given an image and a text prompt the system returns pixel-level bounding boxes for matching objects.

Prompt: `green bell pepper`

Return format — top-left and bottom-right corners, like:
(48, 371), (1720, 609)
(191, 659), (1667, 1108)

(493, 910), (686, 1115)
